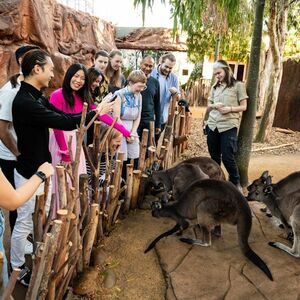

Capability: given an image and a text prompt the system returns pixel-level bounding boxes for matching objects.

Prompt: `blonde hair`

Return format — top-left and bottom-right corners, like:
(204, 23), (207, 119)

(127, 70), (147, 84)
(105, 49), (123, 88)
(99, 127), (122, 151)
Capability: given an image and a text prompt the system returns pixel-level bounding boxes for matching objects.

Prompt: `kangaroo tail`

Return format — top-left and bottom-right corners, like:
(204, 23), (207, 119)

(242, 246), (273, 281)
(144, 223), (181, 253)
(237, 195), (273, 281)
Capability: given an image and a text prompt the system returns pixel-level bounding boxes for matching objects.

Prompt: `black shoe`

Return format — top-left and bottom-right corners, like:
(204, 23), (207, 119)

(17, 265), (31, 287)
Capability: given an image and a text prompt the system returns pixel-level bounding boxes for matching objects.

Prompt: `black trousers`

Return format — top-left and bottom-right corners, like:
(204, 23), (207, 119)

(0, 158), (18, 231)
(206, 127), (240, 185)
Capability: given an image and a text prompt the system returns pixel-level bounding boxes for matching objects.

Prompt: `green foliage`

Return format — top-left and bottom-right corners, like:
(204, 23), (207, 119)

(134, 0), (252, 63)
(284, 2), (300, 58)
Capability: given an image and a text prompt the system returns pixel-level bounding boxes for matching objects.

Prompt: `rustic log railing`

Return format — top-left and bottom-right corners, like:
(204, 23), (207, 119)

(1, 97), (192, 299)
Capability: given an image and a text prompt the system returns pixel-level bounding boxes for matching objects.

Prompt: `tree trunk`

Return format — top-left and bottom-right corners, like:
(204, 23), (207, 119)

(235, 0), (265, 187)
(256, 48), (273, 114)
(255, 0), (288, 142)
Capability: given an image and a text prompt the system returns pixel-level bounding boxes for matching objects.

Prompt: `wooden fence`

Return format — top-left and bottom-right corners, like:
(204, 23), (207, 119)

(185, 78), (211, 107)
(0, 95), (192, 299)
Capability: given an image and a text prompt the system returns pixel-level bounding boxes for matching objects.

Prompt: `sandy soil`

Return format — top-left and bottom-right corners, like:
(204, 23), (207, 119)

(74, 108), (300, 299)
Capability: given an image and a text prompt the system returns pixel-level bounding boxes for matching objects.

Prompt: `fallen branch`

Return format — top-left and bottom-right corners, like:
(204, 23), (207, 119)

(252, 142), (295, 152)
(275, 127), (295, 134)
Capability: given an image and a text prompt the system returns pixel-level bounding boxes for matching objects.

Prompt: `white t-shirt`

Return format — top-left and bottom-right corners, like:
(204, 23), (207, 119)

(0, 80), (20, 161)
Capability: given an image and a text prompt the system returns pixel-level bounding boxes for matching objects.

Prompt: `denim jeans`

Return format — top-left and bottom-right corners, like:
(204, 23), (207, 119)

(207, 126), (240, 184)
(0, 209), (9, 290)
(10, 170), (52, 268)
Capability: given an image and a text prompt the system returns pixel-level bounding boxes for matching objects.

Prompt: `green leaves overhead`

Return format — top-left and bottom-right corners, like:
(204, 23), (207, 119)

(134, 0), (253, 62)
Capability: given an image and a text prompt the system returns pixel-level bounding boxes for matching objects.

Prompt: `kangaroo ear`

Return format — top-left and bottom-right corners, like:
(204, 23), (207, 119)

(263, 185), (273, 194)
(266, 175), (272, 185)
(261, 171), (269, 180)
(145, 168), (153, 176)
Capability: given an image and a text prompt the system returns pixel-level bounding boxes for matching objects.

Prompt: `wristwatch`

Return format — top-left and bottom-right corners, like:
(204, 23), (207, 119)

(35, 171), (47, 182)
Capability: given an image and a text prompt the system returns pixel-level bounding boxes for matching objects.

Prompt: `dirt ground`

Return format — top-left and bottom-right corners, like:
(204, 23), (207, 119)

(5, 108), (300, 299)
(74, 108), (300, 300)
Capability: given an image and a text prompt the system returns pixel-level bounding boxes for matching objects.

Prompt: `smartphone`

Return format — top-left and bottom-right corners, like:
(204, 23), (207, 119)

(107, 94), (118, 102)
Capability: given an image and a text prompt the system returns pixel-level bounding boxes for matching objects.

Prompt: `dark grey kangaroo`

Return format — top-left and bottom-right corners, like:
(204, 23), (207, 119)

(145, 179), (273, 281)
(150, 156), (225, 192)
(247, 171), (300, 258)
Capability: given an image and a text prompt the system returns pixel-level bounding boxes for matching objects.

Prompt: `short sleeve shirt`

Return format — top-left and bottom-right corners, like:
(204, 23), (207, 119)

(207, 81), (248, 132)
(0, 80), (20, 160)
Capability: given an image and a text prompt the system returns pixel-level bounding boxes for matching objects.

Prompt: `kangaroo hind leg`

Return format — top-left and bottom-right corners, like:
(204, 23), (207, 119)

(269, 206), (300, 258)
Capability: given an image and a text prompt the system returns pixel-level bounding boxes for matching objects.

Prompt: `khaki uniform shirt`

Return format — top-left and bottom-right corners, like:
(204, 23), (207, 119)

(207, 81), (248, 132)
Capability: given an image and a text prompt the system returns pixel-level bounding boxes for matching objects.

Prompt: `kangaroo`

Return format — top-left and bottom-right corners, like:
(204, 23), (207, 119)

(145, 179), (273, 281)
(247, 171), (300, 258)
(149, 156), (225, 192)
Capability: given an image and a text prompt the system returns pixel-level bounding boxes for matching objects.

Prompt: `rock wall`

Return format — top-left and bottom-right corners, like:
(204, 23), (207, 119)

(0, 0), (116, 89)
(273, 59), (300, 131)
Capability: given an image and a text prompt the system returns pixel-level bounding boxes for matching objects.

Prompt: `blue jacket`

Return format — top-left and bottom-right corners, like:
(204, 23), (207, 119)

(151, 66), (179, 124)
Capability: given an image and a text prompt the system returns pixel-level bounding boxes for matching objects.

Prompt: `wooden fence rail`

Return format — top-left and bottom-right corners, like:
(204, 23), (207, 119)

(1, 97), (192, 299)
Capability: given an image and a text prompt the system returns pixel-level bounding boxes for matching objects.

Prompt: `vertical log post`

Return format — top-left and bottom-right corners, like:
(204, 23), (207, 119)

(56, 166), (67, 209)
(138, 174), (148, 208)
(149, 121), (155, 147)
(124, 164), (133, 213)
(138, 129), (149, 171)
(131, 170), (142, 209)
(2, 268), (21, 300)
(33, 193), (46, 252)
(39, 220), (62, 300)
(178, 114), (186, 155)
(79, 174), (89, 229)
(83, 204), (99, 268)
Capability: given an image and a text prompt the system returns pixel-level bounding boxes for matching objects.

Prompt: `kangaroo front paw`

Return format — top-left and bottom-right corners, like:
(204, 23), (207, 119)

(268, 241), (278, 248)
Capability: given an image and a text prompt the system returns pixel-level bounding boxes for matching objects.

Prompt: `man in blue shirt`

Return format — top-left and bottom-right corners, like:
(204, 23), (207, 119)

(151, 52), (179, 130)
(138, 56), (161, 140)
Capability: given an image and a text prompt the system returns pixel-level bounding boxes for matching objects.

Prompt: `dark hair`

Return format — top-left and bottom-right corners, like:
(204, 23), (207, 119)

(62, 63), (92, 108)
(9, 45), (41, 87)
(87, 67), (104, 99)
(15, 44), (40, 65)
(9, 74), (20, 88)
(95, 50), (109, 60)
(213, 59), (236, 88)
(161, 52), (176, 63)
(21, 49), (51, 78)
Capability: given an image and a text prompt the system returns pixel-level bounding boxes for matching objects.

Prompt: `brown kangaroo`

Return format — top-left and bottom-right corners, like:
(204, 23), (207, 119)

(247, 171), (300, 258)
(145, 179), (273, 281)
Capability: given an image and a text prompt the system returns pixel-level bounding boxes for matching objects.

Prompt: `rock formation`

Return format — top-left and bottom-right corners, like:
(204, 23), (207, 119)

(116, 27), (187, 52)
(0, 0), (116, 88)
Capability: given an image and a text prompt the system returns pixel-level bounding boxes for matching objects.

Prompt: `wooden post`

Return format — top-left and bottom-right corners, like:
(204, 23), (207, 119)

(2, 268), (21, 300)
(83, 204), (99, 268)
(104, 185), (115, 232)
(124, 164), (133, 213)
(33, 193), (46, 252)
(138, 174), (148, 208)
(131, 170), (142, 209)
(149, 121), (155, 147)
(117, 152), (125, 162)
(178, 114), (186, 155)
(38, 220), (62, 300)
(138, 129), (149, 171)
(26, 235), (51, 300)
(148, 146), (156, 167)
(91, 122), (101, 204)
(56, 166), (67, 209)
(79, 174), (89, 229)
